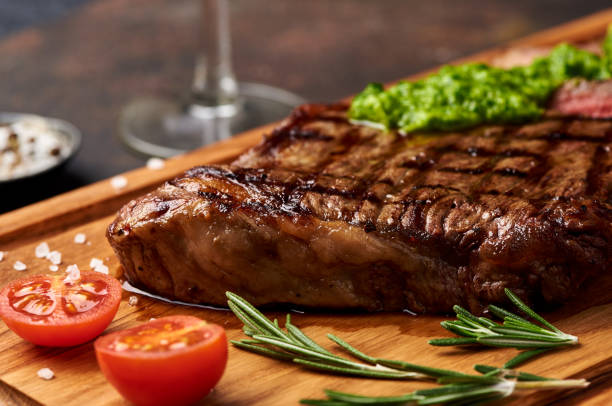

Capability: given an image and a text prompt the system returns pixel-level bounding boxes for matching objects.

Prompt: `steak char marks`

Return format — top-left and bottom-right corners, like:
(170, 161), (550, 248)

(108, 103), (612, 313)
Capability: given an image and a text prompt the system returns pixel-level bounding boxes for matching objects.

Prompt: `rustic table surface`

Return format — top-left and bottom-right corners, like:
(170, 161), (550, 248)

(0, 0), (610, 213)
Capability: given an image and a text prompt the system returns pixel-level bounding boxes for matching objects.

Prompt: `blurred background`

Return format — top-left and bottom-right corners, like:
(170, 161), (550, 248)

(0, 0), (610, 212)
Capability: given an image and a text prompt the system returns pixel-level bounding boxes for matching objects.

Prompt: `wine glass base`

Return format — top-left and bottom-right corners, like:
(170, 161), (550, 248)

(119, 82), (306, 157)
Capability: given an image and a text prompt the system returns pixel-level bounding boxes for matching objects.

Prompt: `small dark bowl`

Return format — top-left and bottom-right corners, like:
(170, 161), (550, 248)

(0, 112), (81, 185)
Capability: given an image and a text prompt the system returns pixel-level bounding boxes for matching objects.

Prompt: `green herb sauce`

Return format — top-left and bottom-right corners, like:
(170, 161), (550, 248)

(349, 26), (612, 133)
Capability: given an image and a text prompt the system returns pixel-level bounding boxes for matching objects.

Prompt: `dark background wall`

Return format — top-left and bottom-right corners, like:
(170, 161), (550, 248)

(0, 1), (90, 36)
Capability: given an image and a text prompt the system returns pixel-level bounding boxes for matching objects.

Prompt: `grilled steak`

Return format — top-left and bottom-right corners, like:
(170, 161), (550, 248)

(108, 99), (612, 314)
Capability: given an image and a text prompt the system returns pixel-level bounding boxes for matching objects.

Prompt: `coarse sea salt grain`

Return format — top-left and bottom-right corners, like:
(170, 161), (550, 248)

(90, 258), (103, 268)
(146, 157), (165, 170)
(49, 265), (59, 272)
(35, 242), (50, 258)
(110, 175), (128, 190)
(13, 261), (26, 271)
(63, 264), (80, 284)
(128, 296), (138, 306)
(37, 368), (54, 380)
(47, 250), (62, 265)
(90, 258), (109, 274)
(74, 233), (86, 244)
(0, 251), (4, 261)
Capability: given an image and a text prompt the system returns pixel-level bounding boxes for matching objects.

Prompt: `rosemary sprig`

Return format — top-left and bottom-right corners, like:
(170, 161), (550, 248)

(429, 289), (577, 368)
(228, 291), (509, 382)
(227, 292), (428, 380)
(300, 365), (589, 406)
(227, 292), (588, 406)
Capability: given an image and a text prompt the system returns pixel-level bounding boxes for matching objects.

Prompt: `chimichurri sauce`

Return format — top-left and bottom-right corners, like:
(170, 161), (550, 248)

(349, 26), (612, 133)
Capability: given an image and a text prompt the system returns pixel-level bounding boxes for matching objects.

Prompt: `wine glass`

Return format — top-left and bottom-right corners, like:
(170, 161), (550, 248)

(119, 0), (305, 158)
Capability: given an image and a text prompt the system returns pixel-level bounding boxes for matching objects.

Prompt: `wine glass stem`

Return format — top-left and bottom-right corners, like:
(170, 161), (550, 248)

(192, 0), (238, 106)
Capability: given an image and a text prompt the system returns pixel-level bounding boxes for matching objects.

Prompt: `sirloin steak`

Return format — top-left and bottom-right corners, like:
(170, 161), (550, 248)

(107, 100), (612, 314)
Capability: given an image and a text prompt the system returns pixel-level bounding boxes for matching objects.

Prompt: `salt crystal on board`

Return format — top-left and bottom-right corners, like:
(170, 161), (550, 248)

(74, 233), (86, 244)
(110, 176), (127, 190)
(35, 242), (50, 258)
(90, 258), (103, 268)
(13, 261), (26, 271)
(0, 251), (5, 261)
(47, 251), (62, 265)
(146, 157), (165, 170)
(49, 265), (59, 272)
(128, 296), (139, 306)
(95, 264), (109, 274)
(90, 257), (109, 274)
(37, 368), (54, 380)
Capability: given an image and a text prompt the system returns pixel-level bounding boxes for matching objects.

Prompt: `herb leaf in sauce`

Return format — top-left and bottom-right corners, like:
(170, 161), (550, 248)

(349, 25), (612, 133)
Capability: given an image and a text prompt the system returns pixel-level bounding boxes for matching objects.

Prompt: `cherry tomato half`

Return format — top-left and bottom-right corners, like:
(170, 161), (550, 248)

(94, 315), (227, 406)
(0, 270), (122, 347)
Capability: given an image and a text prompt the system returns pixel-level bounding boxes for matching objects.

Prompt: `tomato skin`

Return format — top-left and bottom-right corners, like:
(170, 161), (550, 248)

(0, 271), (122, 347)
(94, 315), (227, 406)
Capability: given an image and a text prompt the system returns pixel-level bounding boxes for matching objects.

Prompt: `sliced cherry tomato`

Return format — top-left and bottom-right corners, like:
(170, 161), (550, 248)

(0, 270), (122, 346)
(94, 315), (227, 406)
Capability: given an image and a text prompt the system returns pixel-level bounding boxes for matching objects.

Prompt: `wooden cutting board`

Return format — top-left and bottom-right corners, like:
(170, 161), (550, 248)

(1, 9), (612, 406)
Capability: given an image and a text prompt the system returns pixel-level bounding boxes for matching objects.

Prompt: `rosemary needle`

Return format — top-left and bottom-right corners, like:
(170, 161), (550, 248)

(429, 288), (578, 368)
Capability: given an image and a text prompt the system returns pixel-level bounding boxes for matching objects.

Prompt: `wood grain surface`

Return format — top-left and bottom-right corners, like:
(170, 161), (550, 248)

(1, 9), (612, 406)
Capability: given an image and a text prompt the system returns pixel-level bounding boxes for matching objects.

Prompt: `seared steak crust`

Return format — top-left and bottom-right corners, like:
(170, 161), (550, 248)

(108, 104), (612, 313)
